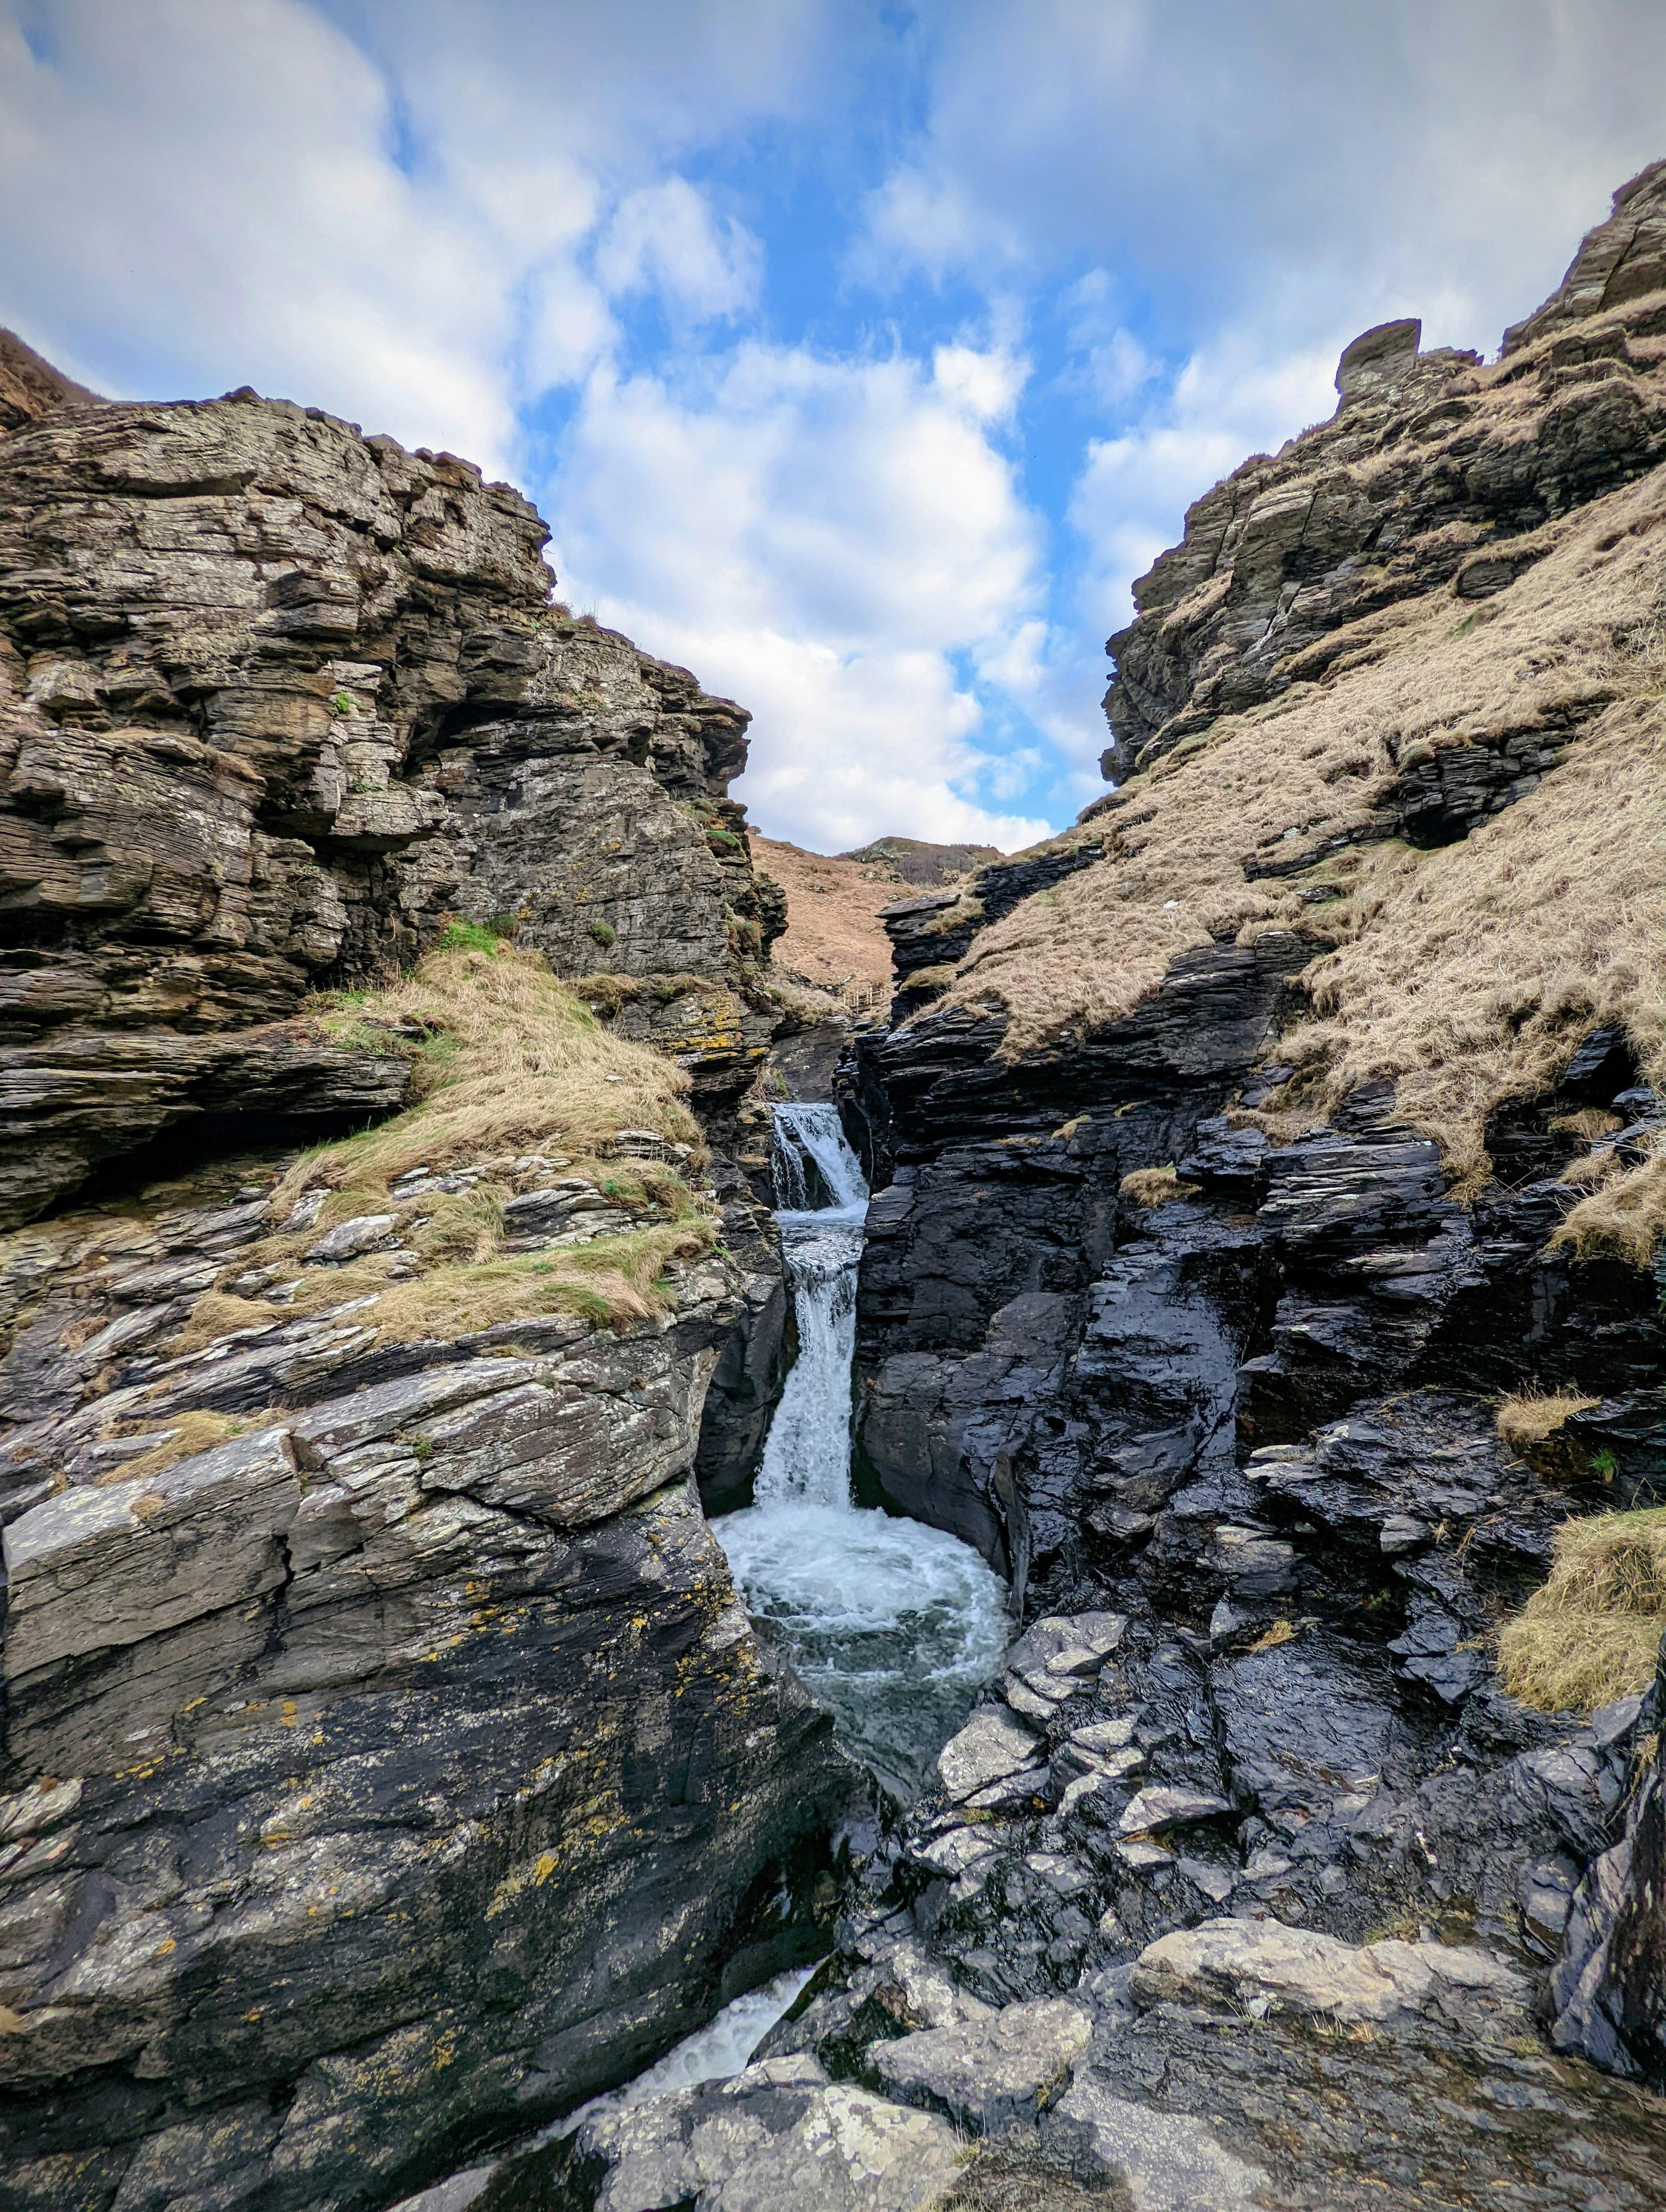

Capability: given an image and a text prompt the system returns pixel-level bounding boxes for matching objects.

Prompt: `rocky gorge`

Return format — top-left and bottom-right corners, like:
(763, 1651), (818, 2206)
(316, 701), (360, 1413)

(4, 162), (1666, 2212)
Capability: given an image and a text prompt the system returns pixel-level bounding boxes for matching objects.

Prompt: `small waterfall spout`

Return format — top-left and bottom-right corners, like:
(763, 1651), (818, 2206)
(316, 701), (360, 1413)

(770, 1101), (868, 1213)
(715, 1102), (1007, 1801)
(756, 1105), (867, 1506)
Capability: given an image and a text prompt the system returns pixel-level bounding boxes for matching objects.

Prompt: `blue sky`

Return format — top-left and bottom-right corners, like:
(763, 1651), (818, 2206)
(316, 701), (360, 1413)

(4, 2), (1665, 851)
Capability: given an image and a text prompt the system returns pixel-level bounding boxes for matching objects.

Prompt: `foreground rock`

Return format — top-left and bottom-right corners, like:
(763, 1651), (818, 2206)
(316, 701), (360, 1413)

(541, 2056), (965, 2212)
(0, 1157), (851, 2208)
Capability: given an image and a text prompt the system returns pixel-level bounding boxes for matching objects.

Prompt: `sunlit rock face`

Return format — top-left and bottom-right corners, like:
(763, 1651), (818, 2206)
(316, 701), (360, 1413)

(0, 382), (781, 1229)
(0, 370), (850, 2211)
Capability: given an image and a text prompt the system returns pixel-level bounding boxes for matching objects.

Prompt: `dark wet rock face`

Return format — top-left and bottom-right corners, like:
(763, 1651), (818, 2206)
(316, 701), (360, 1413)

(772, 166), (1666, 2212)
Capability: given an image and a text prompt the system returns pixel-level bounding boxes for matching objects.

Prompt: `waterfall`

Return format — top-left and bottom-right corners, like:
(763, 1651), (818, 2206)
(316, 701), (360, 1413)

(755, 1106), (867, 1506)
(770, 1101), (868, 1213)
(715, 1102), (1007, 1802)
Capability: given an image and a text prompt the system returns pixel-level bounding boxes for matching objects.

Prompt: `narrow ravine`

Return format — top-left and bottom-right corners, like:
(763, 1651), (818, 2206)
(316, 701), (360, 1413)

(715, 1104), (1009, 1802)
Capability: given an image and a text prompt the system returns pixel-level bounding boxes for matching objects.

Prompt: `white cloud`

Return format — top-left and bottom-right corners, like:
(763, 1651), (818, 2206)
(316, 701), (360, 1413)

(595, 178), (762, 324)
(548, 341), (1052, 851)
(869, 0), (1666, 354)
(932, 339), (1027, 425)
(0, 0), (521, 470)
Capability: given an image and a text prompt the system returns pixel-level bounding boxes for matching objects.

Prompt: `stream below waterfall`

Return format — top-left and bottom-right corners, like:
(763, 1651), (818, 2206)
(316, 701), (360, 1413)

(714, 1104), (1009, 1803)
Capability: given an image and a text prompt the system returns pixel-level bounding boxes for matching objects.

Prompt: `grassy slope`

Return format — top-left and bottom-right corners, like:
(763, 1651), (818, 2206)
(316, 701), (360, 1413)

(166, 939), (720, 1364)
(935, 464), (1666, 1225)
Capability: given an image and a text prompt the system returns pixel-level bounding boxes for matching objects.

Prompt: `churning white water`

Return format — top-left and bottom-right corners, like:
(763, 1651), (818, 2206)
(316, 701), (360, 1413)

(716, 1105), (1009, 1802)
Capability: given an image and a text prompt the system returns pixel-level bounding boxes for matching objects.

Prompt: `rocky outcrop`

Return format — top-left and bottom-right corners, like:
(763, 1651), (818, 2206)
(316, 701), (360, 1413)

(802, 157), (1666, 2208)
(0, 371), (854, 2210)
(0, 387), (782, 1227)
(0, 327), (102, 434)
(1101, 158), (1666, 784)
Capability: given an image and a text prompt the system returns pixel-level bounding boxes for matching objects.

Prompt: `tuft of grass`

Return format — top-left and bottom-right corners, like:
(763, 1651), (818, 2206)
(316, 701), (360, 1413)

(1120, 1163), (1200, 1208)
(435, 918), (509, 954)
(297, 944), (702, 1189)
(1496, 1388), (1604, 1482)
(1552, 1143), (1666, 1265)
(99, 1410), (250, 1483)
(1496, 1388), (1603, 1454)
(1497, 1508), (1666, 1713)
(1550, 1108), (1624, 1142)
(587, 917), (617, 947)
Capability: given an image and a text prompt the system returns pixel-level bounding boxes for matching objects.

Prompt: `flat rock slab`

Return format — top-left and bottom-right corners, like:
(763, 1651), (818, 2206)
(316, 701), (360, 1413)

(2, 1426), (300, 1676)
(1133, 1914), (1531, 2034)
(570, 2055), (964, 2211)
(1049, 2073), (1267, 2211)
(869, 1997), (1092, 2133)
(1118, 1786), (1232, 1835)
(306, 1213), (396, 1262)
(938, 1707), (1039, 1803)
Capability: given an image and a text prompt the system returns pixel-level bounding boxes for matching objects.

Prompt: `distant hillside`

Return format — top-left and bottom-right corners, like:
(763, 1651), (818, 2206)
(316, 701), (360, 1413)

(837, 835), (1001, 886)
(752, 833), (1001, 1006)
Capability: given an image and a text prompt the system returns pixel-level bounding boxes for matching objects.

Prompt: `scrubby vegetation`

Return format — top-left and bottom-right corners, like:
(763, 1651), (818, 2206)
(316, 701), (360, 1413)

(1120, 1164), (1199, 1208)
(1498, 1507), (1666, 1713)
(1496, 1388), (1603, 1456)
(167, 941), (716, 1353)
(934, 466), (1666, 1212)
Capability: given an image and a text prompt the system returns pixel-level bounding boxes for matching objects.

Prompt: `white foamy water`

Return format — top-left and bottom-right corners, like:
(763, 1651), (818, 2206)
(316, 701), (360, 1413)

(717, 1104), (1009, 1802)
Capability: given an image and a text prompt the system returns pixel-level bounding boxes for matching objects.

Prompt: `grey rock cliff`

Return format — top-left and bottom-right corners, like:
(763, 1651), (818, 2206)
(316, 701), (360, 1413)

(0, 388), (782, 1227)
(0, 374), (849, 2212)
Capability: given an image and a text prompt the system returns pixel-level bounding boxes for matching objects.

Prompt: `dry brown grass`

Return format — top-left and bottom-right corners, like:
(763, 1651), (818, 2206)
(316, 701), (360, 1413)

(1551, 1142), (1666, 1264)
(1496, 1389), (1601, 1455)
(935, 462), (1666, 1204)
(751, 834), (904, 1003)
(1498, 1508), (1666, 1713)
(1120, 1164), (1199, 1207)
(1550, 1108), (1624, 1142)
(287, 943), (702, 1201)
(99, 1410), (249, 1483)
(165, 944), (717, 1352)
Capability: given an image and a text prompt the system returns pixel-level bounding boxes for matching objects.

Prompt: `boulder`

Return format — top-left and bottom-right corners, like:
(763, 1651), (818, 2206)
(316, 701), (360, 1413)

(1133, 1916), (1531, 2035)
(868, 1997), (1093, 2134)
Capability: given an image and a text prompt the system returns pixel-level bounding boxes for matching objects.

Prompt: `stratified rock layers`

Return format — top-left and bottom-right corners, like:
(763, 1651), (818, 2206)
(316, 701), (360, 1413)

(833, 156), (1666, 2142)
(0, 382), (849, 2209)
(0, 391), (778, 1227)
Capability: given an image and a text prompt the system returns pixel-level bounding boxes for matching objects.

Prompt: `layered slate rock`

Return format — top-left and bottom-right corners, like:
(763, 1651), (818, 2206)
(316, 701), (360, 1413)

(539, 2056), (965, 2212)
(0, 1163), (851, 2210)
(0, 386), (783, 1225)
(809, 157), (1666, 2209)
(0, 368), (850, 2211)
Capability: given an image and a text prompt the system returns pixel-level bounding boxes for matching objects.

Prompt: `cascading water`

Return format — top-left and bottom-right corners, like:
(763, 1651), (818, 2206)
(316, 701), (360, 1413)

(716, 1104), (1008, 1801)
